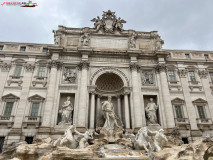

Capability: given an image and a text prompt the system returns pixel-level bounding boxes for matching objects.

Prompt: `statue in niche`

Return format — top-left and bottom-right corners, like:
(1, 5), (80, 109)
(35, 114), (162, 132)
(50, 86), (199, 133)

(53, 30), (61, 45)
(145, 98), (158, 125)
(81, 32), (90, 46)
(59, 96), (73, 124)
(64, 68), (77, 83)
(142, 71), (154, 85)
(101, 96), (121, 130)
(129, 32), (137, 49)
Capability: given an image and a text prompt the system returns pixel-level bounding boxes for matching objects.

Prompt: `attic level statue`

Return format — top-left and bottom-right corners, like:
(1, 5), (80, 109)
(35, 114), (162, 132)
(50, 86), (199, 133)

(91, 10), (126, 33)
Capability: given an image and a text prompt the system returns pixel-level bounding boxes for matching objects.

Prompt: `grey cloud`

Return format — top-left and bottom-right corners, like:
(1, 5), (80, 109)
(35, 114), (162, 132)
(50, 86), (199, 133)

(0, 0), (212, 50)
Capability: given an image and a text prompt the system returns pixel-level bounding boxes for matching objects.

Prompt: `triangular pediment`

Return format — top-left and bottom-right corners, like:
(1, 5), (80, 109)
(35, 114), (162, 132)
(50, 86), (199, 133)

(192, 98), (207, 104)
(171, 97), (185, 103)
(2, 93), (19, 100)
(28, 94), (45, 101)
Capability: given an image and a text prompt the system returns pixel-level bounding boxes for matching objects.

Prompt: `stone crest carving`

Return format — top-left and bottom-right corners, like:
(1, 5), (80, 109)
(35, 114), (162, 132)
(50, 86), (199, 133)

(63, 67), (77, 83)
(129, 32), (137, 49)
(142, 70), (155, 85)
(80, 32), (90, 46)
(91, 10), (126, 33)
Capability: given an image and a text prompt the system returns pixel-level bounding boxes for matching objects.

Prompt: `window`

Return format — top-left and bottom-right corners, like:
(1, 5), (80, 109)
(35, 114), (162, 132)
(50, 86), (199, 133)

(31, 102), (40, 116)
(197, 105), (206, 119)
(25, 137), (33, 144)
(209, 72), (213, 82)
(204, 54), (209, 60)
(37, 66), (46, 77)
(3, 102), (14, 116)
(174, 105), (184, 119)
(0, 137), (5, 153)
(20, 46), (26, 51)
(42, 48), (48, 52)
(168, 70), (176, 81)
(13, 65), (22, 77)
(189, 71), (196, 82)
(0, 45), (3, 50)
(185, 54), (190, 59)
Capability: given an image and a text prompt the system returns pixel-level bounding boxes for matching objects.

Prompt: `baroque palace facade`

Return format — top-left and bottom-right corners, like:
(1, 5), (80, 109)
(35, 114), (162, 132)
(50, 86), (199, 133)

(0, 10), (213, 151)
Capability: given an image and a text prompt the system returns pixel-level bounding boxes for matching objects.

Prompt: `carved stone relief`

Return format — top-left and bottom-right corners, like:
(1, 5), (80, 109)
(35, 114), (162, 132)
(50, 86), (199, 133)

(198, 70), (208, 79)
(129, 32), (137, 49)
(91, 10), (126, 33)
(63, 67), (77, 83)
(142, 70), (155, 85)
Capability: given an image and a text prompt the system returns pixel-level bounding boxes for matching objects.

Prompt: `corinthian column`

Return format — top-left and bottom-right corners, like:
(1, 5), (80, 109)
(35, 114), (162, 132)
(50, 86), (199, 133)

(156, 64), (175, 128)
(124, 92), (130, 129)
(130, 63), (144, 128)
(77, 61), (89, 129)
(42, 60), (61, 128)
(89, 91), (95, 129)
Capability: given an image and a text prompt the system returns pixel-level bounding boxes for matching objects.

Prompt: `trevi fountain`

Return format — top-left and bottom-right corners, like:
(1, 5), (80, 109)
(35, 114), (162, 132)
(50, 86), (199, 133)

(0, 96), (213, 159)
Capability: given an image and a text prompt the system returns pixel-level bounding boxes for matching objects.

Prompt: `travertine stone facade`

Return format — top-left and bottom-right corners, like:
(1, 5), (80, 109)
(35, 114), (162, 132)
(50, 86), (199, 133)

(0, 10), (213, 151)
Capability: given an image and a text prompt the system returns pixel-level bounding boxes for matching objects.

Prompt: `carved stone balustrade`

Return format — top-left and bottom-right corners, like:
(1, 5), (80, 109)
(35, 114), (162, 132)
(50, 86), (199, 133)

(0, 115), (14, 128)
(174, 118), (190, 129)
(32, 76), (48, 87)
(23, 116), (41, 128)
(7, 75), (23, 86)
(196, 118), (213, 130)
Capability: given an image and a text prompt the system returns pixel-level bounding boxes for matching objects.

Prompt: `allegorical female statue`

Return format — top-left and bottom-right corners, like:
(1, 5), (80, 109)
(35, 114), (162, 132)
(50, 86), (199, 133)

(59, 96), (73, 124)
(145, 98), (158, 124)
(101, 96), (121, 130)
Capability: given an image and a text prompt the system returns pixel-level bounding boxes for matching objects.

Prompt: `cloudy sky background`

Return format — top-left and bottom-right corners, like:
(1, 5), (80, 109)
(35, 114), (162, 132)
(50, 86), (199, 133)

(0, 0), (213, 50)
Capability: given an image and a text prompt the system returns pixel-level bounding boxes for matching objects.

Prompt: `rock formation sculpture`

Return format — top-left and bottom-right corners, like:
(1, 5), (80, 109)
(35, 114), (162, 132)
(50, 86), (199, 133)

(135, 127), (153, 152)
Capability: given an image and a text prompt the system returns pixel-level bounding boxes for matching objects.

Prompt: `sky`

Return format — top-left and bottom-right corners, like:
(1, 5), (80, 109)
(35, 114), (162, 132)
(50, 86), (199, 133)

(0, 0), (213, 51)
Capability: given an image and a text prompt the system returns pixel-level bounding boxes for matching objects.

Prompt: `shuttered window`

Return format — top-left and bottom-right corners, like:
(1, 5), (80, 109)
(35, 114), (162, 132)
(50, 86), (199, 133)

(175, 105), (184, 119)
(168, 70), (176, 81)
(14, 65), (22, 77)
(189, 71), (196, 82)
(37, 66), (46, 77)
(197, 106), (206, 119)
(4, 102), (14, 116)
(31, 102), (40, 116)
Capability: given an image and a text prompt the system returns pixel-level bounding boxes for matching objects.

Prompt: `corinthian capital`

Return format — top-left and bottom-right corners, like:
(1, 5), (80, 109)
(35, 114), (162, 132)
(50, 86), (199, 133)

(78, 61), (90, 70)
(155, 64), (166, 73)
(24, 63), (35, 72)
(198, 69), (208, 79)
(49, 60), (63, 69)
(1, 62), (11, 72)
(129, 63), (140, 71)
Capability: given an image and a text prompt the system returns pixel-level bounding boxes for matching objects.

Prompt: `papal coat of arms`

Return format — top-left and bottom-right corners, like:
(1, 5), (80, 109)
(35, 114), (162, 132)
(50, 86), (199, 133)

(91, 10), (126, 33)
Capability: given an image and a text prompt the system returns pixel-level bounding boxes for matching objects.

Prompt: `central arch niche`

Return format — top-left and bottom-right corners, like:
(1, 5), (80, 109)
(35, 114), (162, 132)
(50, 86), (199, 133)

(95, 73), (124, 92)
